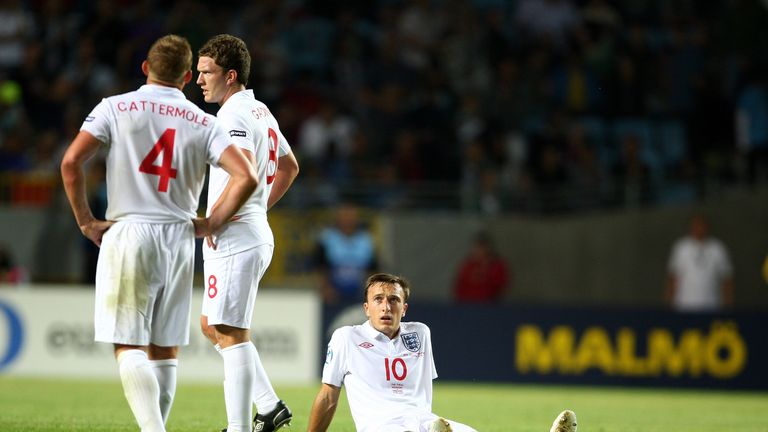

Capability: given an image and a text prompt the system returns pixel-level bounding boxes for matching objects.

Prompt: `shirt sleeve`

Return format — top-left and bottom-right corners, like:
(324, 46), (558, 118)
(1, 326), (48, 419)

(321, 328), (348, 387)
(276, 127), (291, 157)
(425, 325), (438, 380)
(218, 110), (255, 153)
(80, 99), (112, 145)
(715, 241), (733, 278)
(206, 117), (233, 167)
(668, 240), (683, 274)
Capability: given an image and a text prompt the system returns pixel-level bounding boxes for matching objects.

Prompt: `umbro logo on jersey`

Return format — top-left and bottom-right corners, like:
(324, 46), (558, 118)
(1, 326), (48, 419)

(85, 116), (95, 122)
(229, 129), (247, 137)
(358, 342), (374, 349)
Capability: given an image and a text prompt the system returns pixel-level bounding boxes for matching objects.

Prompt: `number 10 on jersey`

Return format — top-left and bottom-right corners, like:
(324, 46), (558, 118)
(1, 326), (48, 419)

(384, 357), (407, 381)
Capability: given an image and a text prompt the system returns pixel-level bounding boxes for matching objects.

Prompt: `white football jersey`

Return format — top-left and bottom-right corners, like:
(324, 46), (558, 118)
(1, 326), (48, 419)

(668, 236), (733, 311)
(204, 90), (291, 258)
(322, 321), (438, 432)
(81, 84), (231, 223)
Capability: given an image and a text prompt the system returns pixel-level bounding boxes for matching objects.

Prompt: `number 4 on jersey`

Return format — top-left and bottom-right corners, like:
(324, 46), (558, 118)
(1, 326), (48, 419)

(139, 128), (178, 192)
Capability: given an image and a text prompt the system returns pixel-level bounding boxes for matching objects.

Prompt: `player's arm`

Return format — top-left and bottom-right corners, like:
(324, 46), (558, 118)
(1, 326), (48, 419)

(267, 149), (299, 210)
(664, 247), (680, 308)
(60, 130), (114, 246)
(195, 144), (257, 237)
(307, 383), (341, 432)
(202, 147), (256, 250)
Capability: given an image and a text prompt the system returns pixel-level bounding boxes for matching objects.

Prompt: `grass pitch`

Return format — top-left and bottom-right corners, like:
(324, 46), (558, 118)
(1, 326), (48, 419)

(0, 377), (766, 431)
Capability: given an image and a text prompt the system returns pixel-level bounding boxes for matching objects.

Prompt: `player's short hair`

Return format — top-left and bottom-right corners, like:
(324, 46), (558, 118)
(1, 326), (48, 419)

(198, 34), (251, 86)
(364, 273), (411, 303)
(147, 35), (192, 85)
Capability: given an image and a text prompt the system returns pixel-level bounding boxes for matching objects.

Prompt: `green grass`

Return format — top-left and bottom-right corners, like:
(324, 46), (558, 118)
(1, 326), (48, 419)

(1, 377), (767, 431)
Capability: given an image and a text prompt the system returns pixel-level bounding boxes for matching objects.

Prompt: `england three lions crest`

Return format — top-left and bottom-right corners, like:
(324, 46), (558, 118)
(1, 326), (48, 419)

(401, 332), (421, 352)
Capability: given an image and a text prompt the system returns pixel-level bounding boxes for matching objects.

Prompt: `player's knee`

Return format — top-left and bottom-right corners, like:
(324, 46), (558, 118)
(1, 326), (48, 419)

(200, 316), (217, 342)
(201, 324), (217, 342)
(148, 344), (178, 360)
(213, 324), (250, 347)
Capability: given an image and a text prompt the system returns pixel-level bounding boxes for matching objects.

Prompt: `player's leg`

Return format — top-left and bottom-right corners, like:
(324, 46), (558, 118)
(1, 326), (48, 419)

(204, 245), (290, 431)
(147, 345), (179, 424)
(242, 245), (283, 415)
(239, 245), (292, 431)
(115, 345), (165, 432)
(148, 222), (196, 426)
(200, 314), (218, 346)
(204, 252), (257, 431)
(95, 222), (165, 432)
(217, 325), (257, 432)
(420, 414), (477, 432)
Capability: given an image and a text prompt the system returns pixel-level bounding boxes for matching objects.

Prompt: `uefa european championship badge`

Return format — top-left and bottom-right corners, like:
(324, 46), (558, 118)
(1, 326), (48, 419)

(401, 332), (421, 352)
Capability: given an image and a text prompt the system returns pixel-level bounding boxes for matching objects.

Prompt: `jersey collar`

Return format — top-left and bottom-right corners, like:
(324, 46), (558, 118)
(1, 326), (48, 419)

(221, 89), (254, 108)
(138, 84), (186, 99)
(363, 320), (401, 341)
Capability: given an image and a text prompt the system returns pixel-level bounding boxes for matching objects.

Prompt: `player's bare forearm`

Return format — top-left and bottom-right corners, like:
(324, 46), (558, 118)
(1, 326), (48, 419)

(267, 151), (299, 210)
(205, 177), (254, 233)
(61, 131), (108, 243)
(61, 162), (93, 227)
(207, 147), (253, 223)
(307, 383), (340, 432)
(204, 145), (257, 234)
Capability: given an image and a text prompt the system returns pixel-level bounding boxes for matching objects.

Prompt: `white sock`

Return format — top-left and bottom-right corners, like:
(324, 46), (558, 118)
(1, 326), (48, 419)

(250, 342), (279, 414)
(150, 359), (177, 424)
(221, 342), (256, 431)
(117, 350), (165, 432)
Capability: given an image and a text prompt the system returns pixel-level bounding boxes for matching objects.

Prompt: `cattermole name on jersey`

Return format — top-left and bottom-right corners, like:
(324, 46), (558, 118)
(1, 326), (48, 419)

(116, 100), (210, 126)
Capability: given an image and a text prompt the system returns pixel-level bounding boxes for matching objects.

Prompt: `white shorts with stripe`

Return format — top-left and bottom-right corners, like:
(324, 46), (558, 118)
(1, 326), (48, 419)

(202, 243), (273, 329)
(94, 221), (195, 346)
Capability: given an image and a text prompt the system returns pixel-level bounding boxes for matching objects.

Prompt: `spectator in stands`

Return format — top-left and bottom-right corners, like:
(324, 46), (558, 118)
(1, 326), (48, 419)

(297, 97), (356, 181)
(665, 214), (734, 312)
(735, 65), (768, 186)
(453, 232), (509, 303)
(612, 133), (653, 208)
(0, 131), (30, 172)
(0, 1), (765, 215)
(514, 0), (582, 49)
(315, 203), (378, 305)
(0, 0), (33, 71)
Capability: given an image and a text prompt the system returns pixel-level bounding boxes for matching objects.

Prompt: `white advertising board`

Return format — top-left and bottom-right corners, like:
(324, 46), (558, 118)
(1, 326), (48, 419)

(0, 286), (320, 383)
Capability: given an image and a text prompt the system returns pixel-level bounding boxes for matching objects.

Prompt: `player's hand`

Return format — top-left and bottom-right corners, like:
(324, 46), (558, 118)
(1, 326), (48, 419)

(206, 234), (217, 250)
(80, 219), (115, 247)
(193, 217), (212, 238)
(193, 217), (221, 250)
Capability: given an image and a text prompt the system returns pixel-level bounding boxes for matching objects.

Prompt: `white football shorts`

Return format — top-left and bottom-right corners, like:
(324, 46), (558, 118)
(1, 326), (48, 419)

(202, 243), (274, 329)
(94, 221), (195, 346)
(373, 414), (477, 432)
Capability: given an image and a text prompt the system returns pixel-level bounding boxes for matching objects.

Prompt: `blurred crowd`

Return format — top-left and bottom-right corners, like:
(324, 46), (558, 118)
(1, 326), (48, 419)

(1, 0), (768, 214)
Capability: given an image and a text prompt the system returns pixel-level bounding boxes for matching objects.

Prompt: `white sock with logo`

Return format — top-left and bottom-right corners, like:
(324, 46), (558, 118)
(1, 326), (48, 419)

(221, 342), (256, 431)
(117, 349), (165, 432)
(150, 359), (178, 424)
(250, 342), (279, 414)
